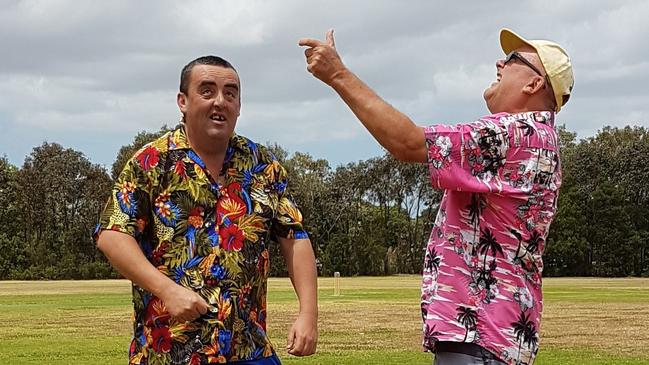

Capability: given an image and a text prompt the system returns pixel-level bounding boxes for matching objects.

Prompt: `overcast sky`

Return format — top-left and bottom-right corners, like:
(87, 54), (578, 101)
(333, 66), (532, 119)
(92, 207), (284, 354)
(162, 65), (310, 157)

(1, 0), (647, 169)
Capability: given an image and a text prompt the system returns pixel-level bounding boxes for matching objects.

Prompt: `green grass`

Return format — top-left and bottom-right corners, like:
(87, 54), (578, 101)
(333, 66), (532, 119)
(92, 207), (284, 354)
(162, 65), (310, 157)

(1, 277), (648, 364)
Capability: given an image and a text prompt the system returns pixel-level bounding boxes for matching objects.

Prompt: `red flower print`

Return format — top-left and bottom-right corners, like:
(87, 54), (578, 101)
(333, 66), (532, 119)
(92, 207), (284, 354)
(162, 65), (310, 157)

(219, 224), (245, 251)
(136, 146), (160, 171)
(509, 169), (520, 181)
(188, 207), (204, 228)
(430, 145), (442, 160)
(526, 204), (542, 220)
(217, 182), (246, 224)
(155, 192), (181, 227)
(129, 339), (137, 355)
(468, 296), (478, 308)
(189, 353), (201, 365)
(151, 241), (170, 266)
(478, 290), (487, 302)
(205, 277), (218, 287)
(174, 160), (187, 179)
(119, 181), (136, 198)
(144, 297), (170, 327)
(238, 284), (252, 309)
(150, 327), (172, 353)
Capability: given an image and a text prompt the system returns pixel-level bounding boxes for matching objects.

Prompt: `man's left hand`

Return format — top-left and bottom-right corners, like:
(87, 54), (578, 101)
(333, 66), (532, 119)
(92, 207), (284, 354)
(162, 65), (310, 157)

(286, 312), (318, 356)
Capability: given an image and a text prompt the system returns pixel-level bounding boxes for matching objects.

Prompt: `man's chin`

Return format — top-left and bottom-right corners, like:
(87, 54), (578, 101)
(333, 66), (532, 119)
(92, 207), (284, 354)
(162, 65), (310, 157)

(483, 91), (493, 110)
(205, 126), (235, 141)
(484, 97), (503, 114)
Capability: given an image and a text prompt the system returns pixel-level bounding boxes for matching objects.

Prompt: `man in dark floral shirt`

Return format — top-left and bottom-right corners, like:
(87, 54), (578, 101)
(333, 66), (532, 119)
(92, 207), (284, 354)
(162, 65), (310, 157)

(299, 28), (573, 365)
(95, 56), (318, 365)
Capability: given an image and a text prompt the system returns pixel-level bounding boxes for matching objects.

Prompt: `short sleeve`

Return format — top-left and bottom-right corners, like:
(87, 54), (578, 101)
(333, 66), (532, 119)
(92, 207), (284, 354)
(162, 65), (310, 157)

(424, 118), (510, 193)
(269, 161), (309, 241)
(93, 148), (158, 243)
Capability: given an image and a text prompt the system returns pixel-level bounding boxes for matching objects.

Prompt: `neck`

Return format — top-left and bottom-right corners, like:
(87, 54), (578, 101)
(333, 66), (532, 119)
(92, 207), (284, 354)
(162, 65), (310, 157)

(184, 125), (229, 177)
(496, 97), (553, 114)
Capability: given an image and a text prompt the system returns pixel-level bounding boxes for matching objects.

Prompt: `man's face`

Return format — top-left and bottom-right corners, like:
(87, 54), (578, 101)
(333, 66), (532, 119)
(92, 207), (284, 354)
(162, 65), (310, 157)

(483, 46), (545, 113)
(177, 64), (241, 143)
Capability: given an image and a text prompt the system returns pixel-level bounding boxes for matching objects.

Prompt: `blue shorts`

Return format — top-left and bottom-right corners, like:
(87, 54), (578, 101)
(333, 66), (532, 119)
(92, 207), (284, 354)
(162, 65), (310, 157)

(230, 353), (282, 365)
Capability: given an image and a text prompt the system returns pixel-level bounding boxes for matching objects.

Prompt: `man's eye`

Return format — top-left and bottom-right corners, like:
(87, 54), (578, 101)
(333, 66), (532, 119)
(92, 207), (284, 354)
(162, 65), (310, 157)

(201, 89), (212, 96)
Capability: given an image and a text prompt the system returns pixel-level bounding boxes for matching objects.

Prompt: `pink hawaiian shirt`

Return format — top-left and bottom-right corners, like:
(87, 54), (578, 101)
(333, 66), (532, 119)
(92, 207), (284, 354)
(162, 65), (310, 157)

(421, 111), (561, 365)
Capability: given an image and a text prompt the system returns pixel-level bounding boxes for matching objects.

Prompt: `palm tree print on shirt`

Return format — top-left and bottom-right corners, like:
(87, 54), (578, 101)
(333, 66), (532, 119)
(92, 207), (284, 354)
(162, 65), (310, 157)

(511, 228), (544, 276)
(468, 227), (504, 303)
(511, 311), (538, 365)
(456, 305), (478, 342)
(478, 228), (504, 270)
(424, 247), (441, 275)
(465, 193), (487, 243)
(422, 322), (442, 350)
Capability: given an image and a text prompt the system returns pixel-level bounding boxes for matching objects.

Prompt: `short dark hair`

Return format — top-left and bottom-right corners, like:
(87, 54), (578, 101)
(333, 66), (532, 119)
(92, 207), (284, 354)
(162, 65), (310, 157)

(179, 56), (237, 94)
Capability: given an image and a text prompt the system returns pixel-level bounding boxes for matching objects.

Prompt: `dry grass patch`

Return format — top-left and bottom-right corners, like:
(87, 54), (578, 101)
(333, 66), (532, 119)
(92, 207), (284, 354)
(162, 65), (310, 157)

(542, 302), (649, 356)
(0, 279), (130, 296)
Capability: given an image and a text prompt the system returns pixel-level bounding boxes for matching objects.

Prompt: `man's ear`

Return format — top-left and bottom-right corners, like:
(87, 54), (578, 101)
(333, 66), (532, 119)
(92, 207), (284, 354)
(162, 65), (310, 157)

(177, 92), (188, 114)
(522, 75), (546, 95)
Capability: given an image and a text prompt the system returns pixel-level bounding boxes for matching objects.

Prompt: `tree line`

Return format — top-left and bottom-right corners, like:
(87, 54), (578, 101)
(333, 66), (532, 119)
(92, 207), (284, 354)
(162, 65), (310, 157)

(0, 124), (647, 279)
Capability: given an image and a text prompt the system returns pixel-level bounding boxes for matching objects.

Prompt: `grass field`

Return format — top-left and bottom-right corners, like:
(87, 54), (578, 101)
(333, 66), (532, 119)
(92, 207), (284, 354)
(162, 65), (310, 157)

(1, 277), (648, 365)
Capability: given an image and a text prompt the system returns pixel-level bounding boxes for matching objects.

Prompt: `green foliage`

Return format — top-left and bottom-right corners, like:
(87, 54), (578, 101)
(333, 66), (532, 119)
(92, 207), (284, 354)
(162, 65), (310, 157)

(4, 143), (113, 279)
(1, 124), (648, 279)
(545, 125), (649, 276)
(0, 156), (19, 237)
(267, 150), (439, 277)
(0, 233), (26, 278)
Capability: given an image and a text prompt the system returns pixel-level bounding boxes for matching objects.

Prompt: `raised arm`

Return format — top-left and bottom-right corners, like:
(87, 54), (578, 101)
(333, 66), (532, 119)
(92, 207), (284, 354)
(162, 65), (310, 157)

(299, 29), (427, 163)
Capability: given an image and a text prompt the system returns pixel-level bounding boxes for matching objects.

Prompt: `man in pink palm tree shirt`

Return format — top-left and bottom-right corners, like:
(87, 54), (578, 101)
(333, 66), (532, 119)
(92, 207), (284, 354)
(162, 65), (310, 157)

(299, 28), (573, 365)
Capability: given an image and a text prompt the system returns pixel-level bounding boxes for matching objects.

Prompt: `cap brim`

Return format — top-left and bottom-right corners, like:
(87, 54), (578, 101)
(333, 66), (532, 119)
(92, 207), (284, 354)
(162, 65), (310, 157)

(500, 28), (535, 54)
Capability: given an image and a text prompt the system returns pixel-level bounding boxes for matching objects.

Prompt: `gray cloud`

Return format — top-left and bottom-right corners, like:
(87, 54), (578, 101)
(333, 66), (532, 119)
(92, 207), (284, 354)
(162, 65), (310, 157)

(1, 0), (647, 169)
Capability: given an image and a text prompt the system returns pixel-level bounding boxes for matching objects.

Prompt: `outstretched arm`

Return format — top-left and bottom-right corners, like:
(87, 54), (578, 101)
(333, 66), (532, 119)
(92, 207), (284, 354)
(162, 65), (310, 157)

(279, 237), (318, 356)
(299, 29), (427, 163)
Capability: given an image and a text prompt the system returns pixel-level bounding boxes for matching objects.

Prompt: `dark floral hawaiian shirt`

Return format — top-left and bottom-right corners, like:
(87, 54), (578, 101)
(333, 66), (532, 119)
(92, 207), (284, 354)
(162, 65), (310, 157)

(95, 125), (307, 364)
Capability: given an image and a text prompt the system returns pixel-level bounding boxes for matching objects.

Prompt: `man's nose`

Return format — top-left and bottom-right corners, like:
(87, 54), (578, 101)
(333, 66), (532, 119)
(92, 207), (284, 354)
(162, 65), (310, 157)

(496, 59), (505, 69)
(213, 91), (226, 107)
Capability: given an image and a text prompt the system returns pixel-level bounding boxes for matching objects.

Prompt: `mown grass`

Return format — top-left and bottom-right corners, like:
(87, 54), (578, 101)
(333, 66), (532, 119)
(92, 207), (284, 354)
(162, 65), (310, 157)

(0, 277), (647, 364)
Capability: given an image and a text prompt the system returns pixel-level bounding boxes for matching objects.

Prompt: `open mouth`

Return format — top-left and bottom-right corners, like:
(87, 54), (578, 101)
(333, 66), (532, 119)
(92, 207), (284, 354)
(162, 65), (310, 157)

(210, 113), (226, 122)
(496, 72), (502, 82)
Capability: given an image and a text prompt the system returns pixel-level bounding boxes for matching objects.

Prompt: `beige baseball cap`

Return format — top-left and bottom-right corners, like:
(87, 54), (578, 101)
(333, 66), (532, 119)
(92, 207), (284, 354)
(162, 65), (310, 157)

(500, 28), (574, 112)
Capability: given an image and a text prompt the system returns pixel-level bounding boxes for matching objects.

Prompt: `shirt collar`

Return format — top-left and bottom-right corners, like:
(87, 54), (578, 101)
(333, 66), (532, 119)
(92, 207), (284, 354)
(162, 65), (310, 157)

(167, 124), (246, 171)
(494, 111), (556, 128)
(515, 111), (556, 127)
(167, 125), (190, 151)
